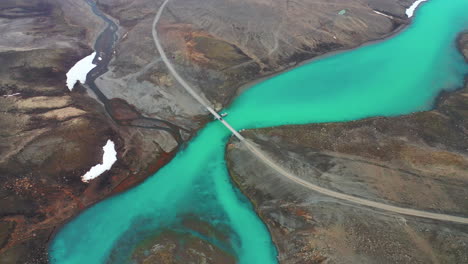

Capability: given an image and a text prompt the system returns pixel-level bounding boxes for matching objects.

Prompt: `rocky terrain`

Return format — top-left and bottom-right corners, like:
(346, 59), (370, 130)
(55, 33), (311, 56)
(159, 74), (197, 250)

(94, 0), (413, 118)
(226, 33), (468, 263)
(125, 216), (236, 264)
(0, 0), (448, 263)
(129, 230), (235, 264)
(0, 0), (179, 263)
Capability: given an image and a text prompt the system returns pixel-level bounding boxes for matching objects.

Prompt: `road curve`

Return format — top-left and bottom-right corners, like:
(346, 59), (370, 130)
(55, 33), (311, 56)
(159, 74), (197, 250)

(243, 141), (468, 224)
(152, 0), (244, 140)
(152, 0), (468, 224)
(152, 0), (210, 110)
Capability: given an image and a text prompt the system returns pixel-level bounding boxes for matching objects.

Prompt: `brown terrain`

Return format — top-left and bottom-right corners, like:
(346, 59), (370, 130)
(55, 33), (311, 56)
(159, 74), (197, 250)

(0, 0), (181, 262)
(130, 230), (235, 264)
(125, 216), (236, 264)
(95, 0), (413, 116)
(226, 34), (468, 264)
(0, 0), (456, 263)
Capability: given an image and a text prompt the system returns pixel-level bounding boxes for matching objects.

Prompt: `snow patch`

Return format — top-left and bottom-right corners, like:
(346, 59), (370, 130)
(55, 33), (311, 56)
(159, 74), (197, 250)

(81, 139), (117, 183)
(2, 93), (20, 97)
(66, 52), (97, 91)
(373, 10), (394, 19)
(406, 0), (428, 18)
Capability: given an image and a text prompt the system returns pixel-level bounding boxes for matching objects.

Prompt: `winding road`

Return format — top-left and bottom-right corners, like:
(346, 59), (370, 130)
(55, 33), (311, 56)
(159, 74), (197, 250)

(152, 0), (468, 224)
(152, 0), (244, 140)
(243, 142), (468, 224)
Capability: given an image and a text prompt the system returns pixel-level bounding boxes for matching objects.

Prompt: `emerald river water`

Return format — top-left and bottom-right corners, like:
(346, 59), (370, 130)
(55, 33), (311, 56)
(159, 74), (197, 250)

(50, 0), (468, 263)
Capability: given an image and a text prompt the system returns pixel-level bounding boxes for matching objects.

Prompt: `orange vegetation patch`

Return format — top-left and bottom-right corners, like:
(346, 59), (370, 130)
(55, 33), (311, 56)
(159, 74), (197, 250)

(111, 150), (176, 194)
(185, 32), (214, 65)
(159, 23), (219, 65)
(294, 207), (315, 222)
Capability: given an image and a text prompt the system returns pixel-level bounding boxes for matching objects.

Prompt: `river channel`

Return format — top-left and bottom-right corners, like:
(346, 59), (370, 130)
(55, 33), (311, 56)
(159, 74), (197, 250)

(50, 0), (468, 263)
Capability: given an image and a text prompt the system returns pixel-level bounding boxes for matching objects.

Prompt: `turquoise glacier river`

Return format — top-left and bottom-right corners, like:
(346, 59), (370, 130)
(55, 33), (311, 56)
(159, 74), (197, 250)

(50, 0), (468, 263)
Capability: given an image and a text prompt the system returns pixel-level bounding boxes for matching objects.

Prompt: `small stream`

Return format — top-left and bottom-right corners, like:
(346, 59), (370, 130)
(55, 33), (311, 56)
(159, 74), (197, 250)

(84, 0), (117, 103)
(84, 0), (186, 142)
(50, 0), (468, 263)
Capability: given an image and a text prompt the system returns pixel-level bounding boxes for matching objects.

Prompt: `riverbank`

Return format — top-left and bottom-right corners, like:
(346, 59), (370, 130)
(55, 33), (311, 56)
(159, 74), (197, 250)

(92, 0), (413, 117)
(0, 0), (460, 263)
(0, 1), (189, 263)
(226, 32), (468, 263)
(230, 22), (409, 102)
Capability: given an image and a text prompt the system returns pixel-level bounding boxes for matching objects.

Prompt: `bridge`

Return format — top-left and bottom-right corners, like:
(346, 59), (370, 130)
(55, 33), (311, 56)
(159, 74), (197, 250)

(152, 1), (244, 141)
(152, 0), (468, 225)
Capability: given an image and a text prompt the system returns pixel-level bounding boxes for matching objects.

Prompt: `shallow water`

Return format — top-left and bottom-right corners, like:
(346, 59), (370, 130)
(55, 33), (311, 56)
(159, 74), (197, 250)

(49, 0), (468, 263)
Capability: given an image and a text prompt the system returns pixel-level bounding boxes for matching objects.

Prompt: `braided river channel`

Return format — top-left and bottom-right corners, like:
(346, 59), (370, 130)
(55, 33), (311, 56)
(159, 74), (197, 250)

(50, 0), (468, 262)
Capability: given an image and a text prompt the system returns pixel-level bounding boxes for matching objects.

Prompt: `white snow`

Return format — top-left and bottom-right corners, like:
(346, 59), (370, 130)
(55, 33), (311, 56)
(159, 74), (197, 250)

(406, 0), (428, 18)
(66, 51), (97, 91)
(81, 139), (117, 183)
(373, 10), (394, 19)
(2, 93), (20, 97)
(97, 56), (102, 61)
